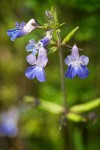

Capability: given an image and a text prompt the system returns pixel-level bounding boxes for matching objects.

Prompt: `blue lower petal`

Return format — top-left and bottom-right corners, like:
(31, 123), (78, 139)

(7, 28), (25, 41)
(77, 64), (89, 79)
(36, 66), (46, 82)
(65, 65), (77, 79)
(7, 28), (19, 36)
(1, 124), (17, 137)
(25, 66), (36, 79)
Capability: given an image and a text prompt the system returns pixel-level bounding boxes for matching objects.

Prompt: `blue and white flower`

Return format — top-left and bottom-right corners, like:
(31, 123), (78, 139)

(26, 30), (52, 54)
(0, 107), (19, 137)
(25, 47), (48, 82)
(64, 45), (89, 79)
(7, 19), (39, 41)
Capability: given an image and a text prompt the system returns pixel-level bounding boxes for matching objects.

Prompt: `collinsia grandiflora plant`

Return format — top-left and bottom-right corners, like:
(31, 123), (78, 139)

(7, 7), (98, 124)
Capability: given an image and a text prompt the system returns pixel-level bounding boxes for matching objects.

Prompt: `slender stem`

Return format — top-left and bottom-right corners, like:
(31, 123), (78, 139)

(57, 32), (67, 110)
(57, 32), (73, 150)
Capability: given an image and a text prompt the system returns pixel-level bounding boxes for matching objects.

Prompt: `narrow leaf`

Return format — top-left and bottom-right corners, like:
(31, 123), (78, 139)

(24, 96), (64, 114)
(62, 26), (79, 45)
(67, 112), (86, 122)
(70, 98), (100, 113)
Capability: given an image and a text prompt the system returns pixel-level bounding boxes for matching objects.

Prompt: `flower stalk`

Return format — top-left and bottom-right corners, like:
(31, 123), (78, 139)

(57, 31), (67, 110)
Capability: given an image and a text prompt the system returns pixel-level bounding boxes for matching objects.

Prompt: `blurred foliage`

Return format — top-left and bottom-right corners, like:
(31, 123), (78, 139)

(0, 0), (100, 150)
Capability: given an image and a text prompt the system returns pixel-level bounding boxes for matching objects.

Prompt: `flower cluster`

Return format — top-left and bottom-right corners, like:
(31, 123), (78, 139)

(7, 9), (89, 82)
(25, 30), (52, 82)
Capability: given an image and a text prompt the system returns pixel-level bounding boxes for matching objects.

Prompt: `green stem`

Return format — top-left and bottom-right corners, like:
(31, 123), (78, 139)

(57, 32), (67, 110)
(57, 32), (73, 150)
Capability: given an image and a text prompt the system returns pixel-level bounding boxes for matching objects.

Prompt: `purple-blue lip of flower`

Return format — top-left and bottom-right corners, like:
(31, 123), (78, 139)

(64, 45), (89, 79)
(40, 30), (52, 47)
(7, 19), (39, 41)
(25, 52), (48, 82)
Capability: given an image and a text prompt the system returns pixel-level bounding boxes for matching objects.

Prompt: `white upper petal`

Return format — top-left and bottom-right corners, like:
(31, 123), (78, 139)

(64, 55), (76, 66)
(26, 54), (37, 65)
(23, 19), (38, 33)
(71, 45), (79, 58)
(38, 47), (47, 56)
(37, 55), (48, 67)
(79, 55), (89, 65)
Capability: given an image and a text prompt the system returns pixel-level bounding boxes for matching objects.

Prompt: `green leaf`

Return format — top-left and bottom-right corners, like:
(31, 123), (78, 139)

(70, 98), (100, 113)
(67, 112), (86, 122)
(62, 26), (79, 45)
(40, 99), (64, 114)
(24, 96), (64, 114)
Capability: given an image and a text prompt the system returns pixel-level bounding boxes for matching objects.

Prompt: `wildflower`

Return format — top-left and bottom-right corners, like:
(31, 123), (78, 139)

(25, 47), (48, 82)
(64, 45), (89, 79)
(26, 30), (52, 54)
(0, 107), (19, 137)
(7, 19), (39, 41)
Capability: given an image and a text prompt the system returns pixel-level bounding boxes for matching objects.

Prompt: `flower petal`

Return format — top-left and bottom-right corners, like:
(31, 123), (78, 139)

(29, 39), (36, 44)
(0, 123), (18, 137)
(26, 54), (36, 65)
(77, 64), (89, 79)
(40, 37), (50, 47)
(26, 40), (38, 54)
(26, 43), (35, 52)
(37, 55), (48, 67)
(20, 21), (26, 28)
(36, 66), (46, 82)
(71, 45), (79, 58)
(15, 22), (20, 28)
(7, 29), (25, 41)
(15, 21), (26, 29)
(65, 65), (77, 78)
(25, 66), (36, 79)
(64, 55), (76, 66)
(40, 30), (52, 47)
(38, 47), (47, 56)
(79, 55), (89, 65)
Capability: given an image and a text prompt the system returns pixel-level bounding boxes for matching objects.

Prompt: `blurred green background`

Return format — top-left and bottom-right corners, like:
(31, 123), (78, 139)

(0, 0), (100, 150)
